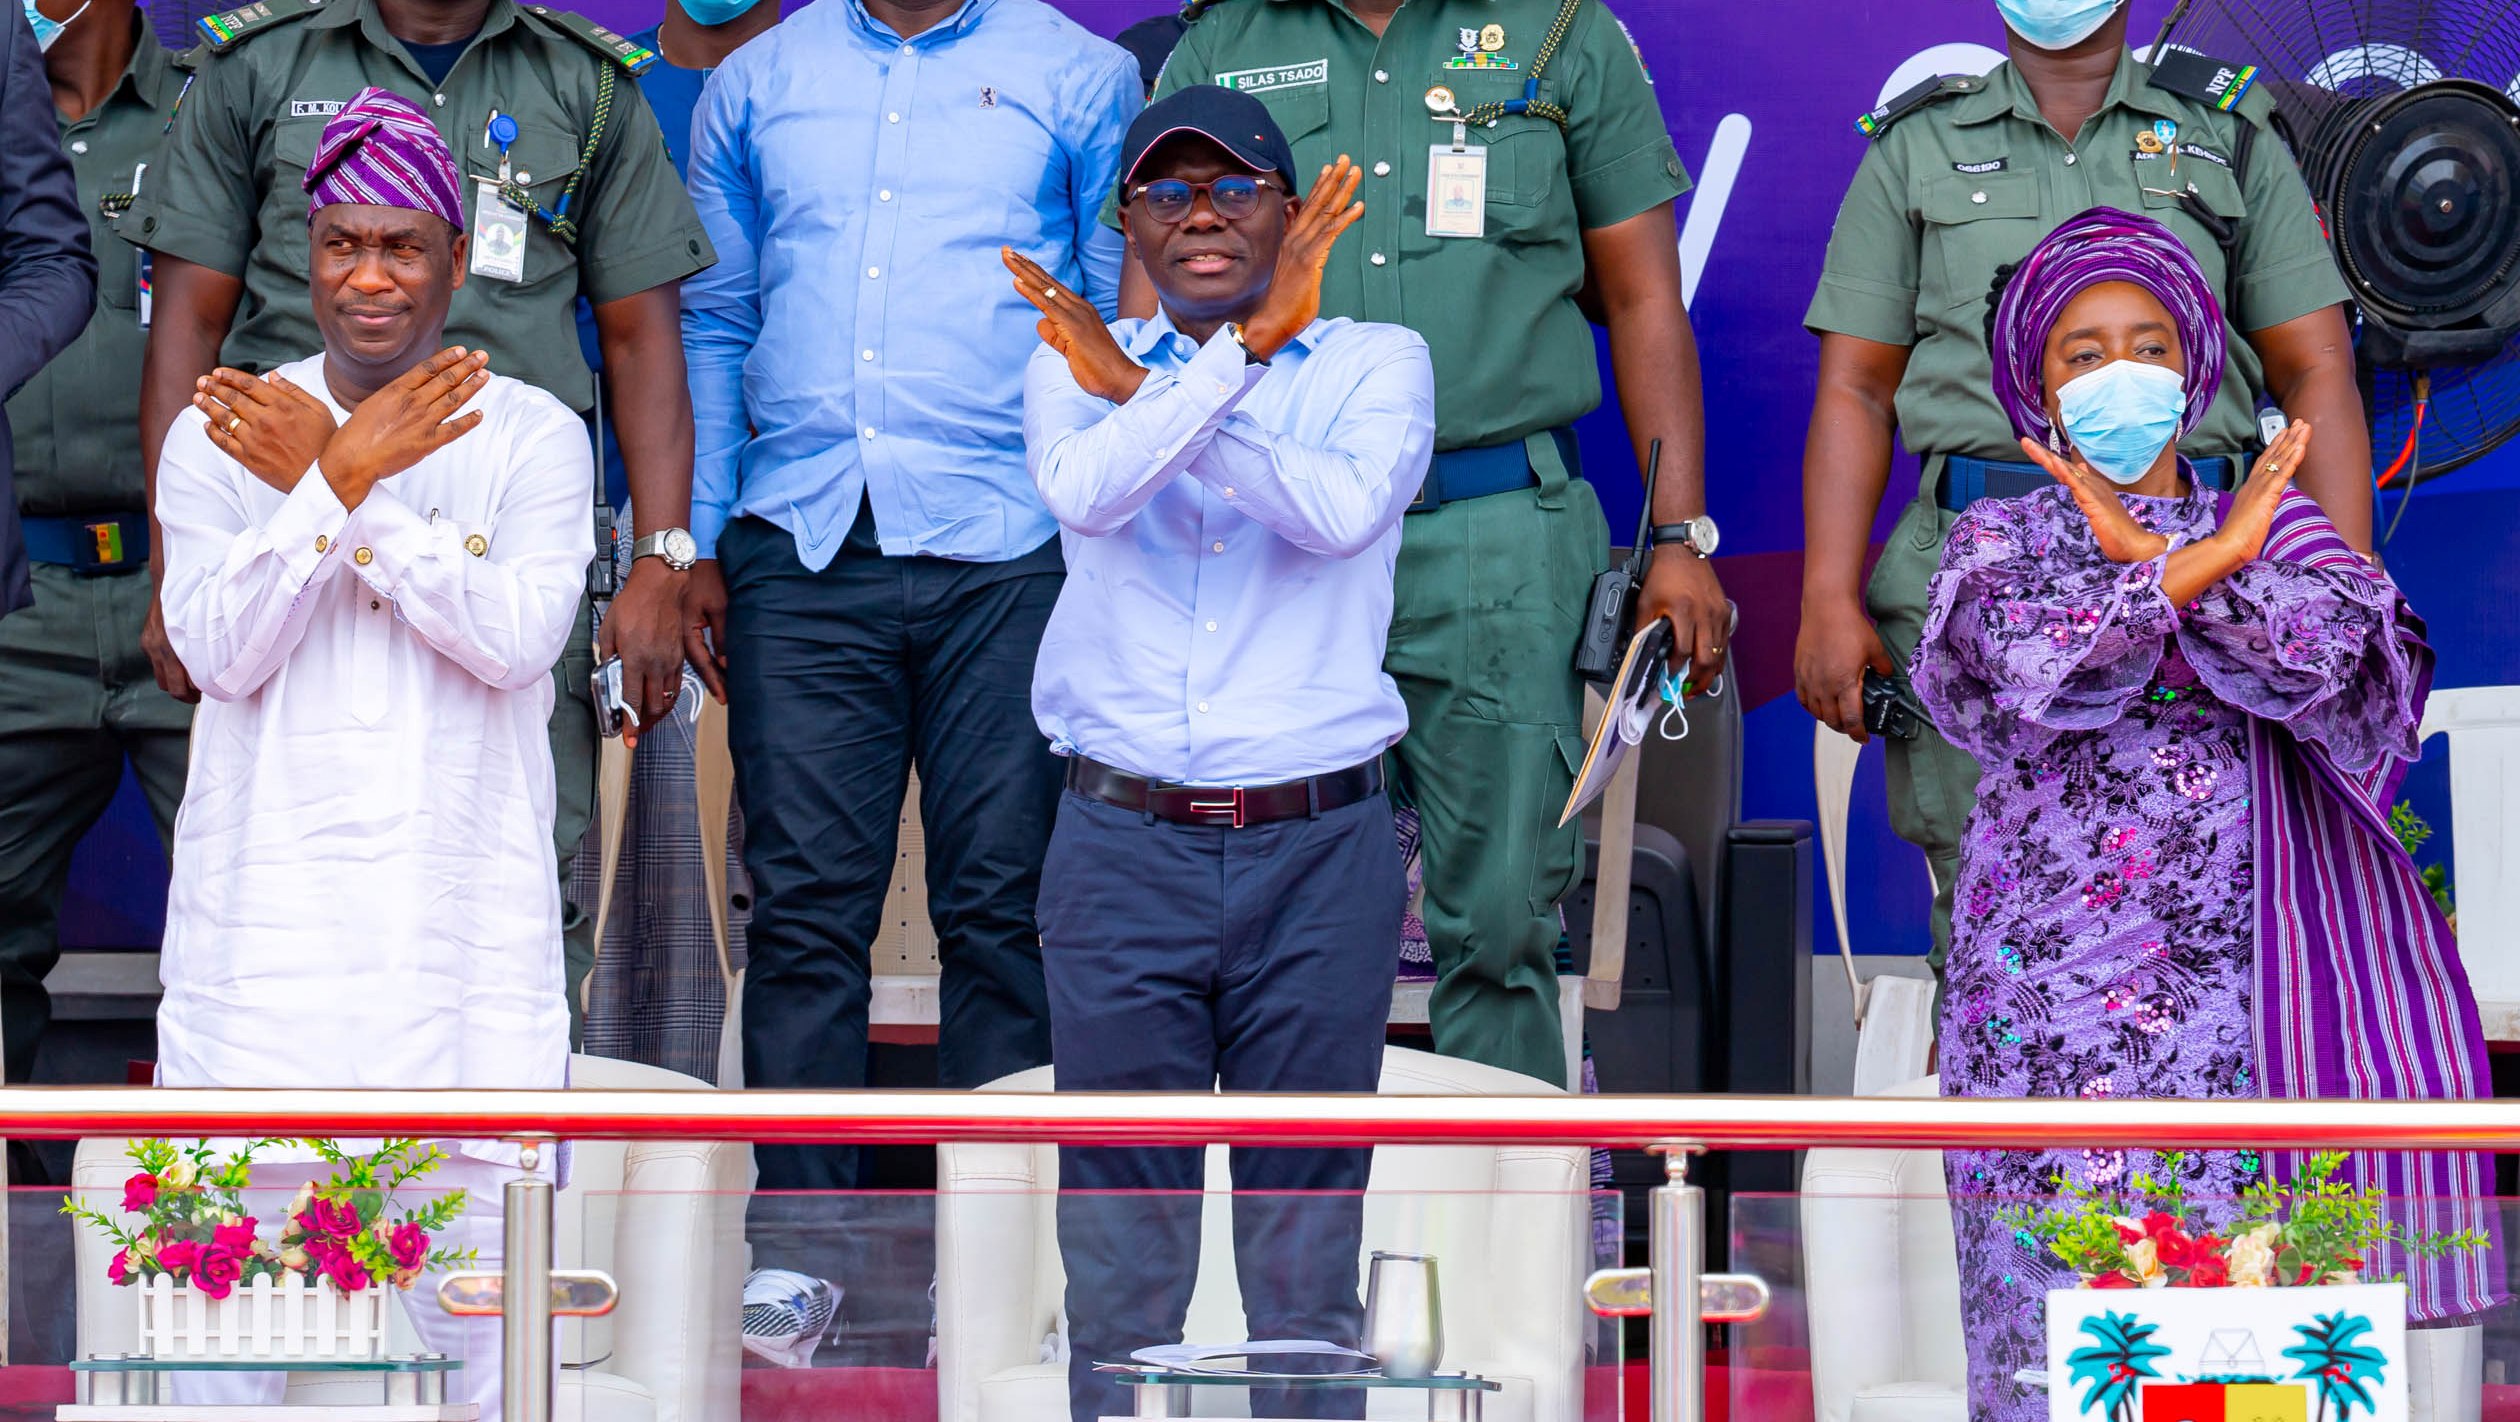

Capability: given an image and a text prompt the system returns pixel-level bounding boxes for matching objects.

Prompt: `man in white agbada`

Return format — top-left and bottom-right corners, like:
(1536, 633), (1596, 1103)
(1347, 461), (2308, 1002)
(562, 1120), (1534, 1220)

(154, 86), (589, 1419)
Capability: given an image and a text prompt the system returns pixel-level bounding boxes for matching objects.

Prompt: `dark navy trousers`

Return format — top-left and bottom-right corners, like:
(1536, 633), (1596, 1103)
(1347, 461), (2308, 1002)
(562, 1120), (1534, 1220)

(721, 509), (1065, 1193)
(1041, 787), (1405, 1422)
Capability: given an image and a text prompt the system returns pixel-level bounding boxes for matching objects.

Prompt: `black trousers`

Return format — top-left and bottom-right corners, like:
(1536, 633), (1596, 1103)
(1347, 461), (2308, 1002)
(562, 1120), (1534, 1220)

(721, 509), (1064, 1193)
(1042, 788), (1405, 1422)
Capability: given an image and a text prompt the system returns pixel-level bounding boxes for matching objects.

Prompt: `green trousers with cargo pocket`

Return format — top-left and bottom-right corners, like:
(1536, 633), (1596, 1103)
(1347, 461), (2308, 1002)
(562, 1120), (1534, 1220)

(1383, 452), (1608, 1089)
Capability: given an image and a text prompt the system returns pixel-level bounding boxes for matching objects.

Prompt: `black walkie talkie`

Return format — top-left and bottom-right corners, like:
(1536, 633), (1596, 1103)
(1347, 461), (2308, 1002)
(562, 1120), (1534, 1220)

(1572, 438), (1660, 684)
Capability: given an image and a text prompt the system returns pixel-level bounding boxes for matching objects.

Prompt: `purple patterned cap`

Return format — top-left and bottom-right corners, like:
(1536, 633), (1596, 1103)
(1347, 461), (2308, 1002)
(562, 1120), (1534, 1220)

(302, 87), (465, 230)
(1989, 207), (2226, 449)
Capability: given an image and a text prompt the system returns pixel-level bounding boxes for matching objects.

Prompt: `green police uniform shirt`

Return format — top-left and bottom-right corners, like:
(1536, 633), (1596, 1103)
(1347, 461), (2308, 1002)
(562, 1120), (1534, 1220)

(1144, 0), (1686, 452)
(6, 20), (187, 517)
(1804, 48), (2350, 463)
(116, 0), (712, 413)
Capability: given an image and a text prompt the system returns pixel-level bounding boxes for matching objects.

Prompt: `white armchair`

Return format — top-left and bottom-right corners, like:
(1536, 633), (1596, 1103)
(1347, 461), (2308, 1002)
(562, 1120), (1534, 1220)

(69, 1053), (749, 1422)
(1800, 1075), (1965, 1422)
(935, 1046), (1591, 1422)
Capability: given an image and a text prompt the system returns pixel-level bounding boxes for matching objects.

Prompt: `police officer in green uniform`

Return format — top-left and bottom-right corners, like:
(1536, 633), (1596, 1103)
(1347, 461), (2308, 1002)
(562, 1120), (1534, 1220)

(116, 0), (714, 1036)
(1794, 0), (2370, 974)
(1139, 0), (1730, 1088)
(0, 0), (187, 1086)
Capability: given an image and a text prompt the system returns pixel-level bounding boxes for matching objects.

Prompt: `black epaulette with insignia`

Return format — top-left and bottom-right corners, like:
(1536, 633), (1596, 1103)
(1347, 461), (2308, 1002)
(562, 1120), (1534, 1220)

(193, 0), (317, 54)
(1856, 73), (1979, 140)
(2146, 49), (2267, 121)
(519, 5), (658, 74)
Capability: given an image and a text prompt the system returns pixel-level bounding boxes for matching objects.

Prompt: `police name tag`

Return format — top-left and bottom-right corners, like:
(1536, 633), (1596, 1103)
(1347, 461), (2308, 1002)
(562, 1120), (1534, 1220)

(469, 179), (528, 283)
(1425, 144), (1487, 238)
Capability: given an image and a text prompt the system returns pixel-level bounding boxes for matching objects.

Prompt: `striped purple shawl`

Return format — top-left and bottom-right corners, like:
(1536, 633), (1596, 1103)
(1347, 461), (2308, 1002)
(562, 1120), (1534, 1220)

(2240, 493), (2500, 1320)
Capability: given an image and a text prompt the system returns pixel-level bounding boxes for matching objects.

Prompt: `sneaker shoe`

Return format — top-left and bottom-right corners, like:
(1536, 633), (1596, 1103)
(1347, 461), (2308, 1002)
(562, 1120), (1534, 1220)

(741, 1267), (841, 1369)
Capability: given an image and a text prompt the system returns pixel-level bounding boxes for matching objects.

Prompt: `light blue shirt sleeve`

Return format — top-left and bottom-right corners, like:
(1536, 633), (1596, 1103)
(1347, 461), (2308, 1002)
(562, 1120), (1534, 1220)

(679, 67), (761, 561)
(1189, 335), (1434, 558)
(1024, 333), (1263, 536)
(1066, 55), (1141, 320)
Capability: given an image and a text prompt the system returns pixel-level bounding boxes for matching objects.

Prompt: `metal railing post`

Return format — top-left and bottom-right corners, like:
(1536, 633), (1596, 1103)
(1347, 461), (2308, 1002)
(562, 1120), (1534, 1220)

(1647, 1144), (1704, 1422)
(503, 1140), (555, 1422)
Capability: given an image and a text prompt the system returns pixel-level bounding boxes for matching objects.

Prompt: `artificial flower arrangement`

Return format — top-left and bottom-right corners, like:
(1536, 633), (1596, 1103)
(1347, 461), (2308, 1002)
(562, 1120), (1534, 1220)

(62, 1137), (477, 1299)
(2004, 1151), (2486, 1291)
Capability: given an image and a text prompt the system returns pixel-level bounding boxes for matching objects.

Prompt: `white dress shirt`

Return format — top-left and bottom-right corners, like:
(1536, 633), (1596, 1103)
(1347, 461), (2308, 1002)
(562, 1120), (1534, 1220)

(1023, 313), (1435, 786)
(155, 354), (593, 1103)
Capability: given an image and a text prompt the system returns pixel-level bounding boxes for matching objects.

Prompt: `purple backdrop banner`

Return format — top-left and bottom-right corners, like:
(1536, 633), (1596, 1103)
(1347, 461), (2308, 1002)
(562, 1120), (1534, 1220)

(79, 0), (2520, 960)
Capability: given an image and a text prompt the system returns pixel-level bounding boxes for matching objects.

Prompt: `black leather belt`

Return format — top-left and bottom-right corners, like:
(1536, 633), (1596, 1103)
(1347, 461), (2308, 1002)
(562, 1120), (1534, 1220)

(1066, 756), (1383, 829)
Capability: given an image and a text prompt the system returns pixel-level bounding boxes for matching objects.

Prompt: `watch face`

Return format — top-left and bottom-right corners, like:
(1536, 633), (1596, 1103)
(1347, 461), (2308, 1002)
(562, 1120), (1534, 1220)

(663, 528), (697, 565)
(1691, 518), (1720, 557)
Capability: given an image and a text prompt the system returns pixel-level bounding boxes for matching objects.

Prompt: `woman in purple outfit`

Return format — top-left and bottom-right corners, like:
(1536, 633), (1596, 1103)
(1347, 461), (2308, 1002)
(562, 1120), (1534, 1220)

(1912, 208), (2496, 1421)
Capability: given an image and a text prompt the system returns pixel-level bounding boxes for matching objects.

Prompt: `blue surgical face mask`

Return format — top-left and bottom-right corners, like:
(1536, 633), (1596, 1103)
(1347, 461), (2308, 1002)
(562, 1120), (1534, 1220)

(22, 0), (90, 50)
(1994, 0), (2121, 51)
(2055, 360), (2187, 486)
(674, 0), (761, 27)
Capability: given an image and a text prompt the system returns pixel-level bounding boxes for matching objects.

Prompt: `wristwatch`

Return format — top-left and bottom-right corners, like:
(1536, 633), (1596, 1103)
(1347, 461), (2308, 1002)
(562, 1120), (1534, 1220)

(631, 527), (698, 572)
(1649, 516), (1721, 559)
(1223, 322), (1270, 367)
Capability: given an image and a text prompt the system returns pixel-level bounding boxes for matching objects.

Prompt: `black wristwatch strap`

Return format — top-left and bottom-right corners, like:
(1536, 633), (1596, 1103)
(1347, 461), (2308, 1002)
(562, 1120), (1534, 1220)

(1650, 522), (1700, 548)
(1227, 323), (1270, 367)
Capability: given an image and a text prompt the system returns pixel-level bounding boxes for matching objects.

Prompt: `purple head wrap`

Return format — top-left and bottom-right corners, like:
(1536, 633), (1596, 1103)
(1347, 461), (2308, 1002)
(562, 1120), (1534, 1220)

(1989, 206), (2225, 450)
(302, 87), (465, 230)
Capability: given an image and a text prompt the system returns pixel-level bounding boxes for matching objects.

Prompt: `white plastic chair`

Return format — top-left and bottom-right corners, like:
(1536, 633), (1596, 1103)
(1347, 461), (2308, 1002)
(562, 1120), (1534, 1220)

(1815, 726), (1938, 1094)
(2418, 686), (2520, 1028)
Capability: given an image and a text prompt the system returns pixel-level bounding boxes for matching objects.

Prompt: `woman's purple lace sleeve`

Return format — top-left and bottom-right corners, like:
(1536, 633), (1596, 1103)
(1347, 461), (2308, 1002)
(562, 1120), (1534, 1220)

(2177, 490), (2424, 772)
(1910, 490), (2178, 762)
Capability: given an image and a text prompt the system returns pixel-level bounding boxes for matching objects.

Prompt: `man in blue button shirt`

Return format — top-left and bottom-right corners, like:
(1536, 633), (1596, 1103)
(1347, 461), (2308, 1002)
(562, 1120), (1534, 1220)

(678, 0), (1139, 1210)
(1012, 87), (1432, 1422)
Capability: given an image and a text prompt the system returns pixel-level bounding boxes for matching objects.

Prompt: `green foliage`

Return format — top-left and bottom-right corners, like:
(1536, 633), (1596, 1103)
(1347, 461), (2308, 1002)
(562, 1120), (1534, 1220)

(2390, 802), (2457, 920)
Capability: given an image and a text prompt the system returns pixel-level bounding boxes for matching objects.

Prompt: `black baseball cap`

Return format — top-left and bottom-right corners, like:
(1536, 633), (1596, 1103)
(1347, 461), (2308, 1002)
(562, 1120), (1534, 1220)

(1116, 85), (1298, 200)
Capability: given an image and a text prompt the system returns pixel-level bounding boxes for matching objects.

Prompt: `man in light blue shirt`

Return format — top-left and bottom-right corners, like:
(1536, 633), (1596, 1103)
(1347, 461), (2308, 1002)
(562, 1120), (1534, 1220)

(1011, 87), (1432, 1422)
(676, 0), (1139, 1224)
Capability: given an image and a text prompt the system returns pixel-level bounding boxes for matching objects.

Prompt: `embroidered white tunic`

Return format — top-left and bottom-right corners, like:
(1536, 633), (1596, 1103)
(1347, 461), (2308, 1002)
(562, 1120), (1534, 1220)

(155, 355), (592, 1100)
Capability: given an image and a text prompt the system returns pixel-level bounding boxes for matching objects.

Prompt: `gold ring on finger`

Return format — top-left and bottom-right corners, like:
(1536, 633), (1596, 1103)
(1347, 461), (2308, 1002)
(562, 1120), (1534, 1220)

(228, 415), (242, 433)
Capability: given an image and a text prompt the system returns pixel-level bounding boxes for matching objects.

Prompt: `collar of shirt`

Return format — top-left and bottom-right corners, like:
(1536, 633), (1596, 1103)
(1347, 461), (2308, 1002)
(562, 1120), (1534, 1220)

(1120, 307), (1326, 365)
(340, 0), (520, 59)
(1952, 48), (2183, 131)
(834, 0), (997, 48)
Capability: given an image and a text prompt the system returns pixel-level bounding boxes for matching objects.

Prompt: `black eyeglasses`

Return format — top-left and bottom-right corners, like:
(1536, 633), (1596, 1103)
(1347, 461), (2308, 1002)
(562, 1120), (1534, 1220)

(1128, 175), (1277, 224)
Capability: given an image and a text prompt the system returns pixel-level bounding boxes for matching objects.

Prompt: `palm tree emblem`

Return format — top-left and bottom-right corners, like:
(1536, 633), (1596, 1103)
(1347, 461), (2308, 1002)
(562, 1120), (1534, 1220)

(2066, 1311), (2171, 1420)
(2283, 1313), (2388, 1421)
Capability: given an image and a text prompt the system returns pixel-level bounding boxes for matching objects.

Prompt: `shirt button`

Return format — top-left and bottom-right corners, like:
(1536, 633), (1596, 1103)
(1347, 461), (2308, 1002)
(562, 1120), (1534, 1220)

(1971, 191), (1988, 204)
(878, 189), (893, 201)
(1205, 620), (1219, 632)
(1373, 161), (1390, 176)
(887, 111), (901, 123)
(1374, 69), (1388, 82)
(314, 534), (329, 553)
(1370, 252), (1387, 265)
(1211, 541), (1225, 553)
(862, 349), (875, 361)
(354, 547), (373, 566)
(1214, 380), (1230, 394)
(867, 266), (881, 278)
(370, 599), (381, 611)
(2065, 152), (2079, 166)
(1221, 487), (1235, 497)
(862, 426), (877, 439)
(432, 93), (445, 106)
(70, 140), (88, 154)
(1196, 701), (1210, 713)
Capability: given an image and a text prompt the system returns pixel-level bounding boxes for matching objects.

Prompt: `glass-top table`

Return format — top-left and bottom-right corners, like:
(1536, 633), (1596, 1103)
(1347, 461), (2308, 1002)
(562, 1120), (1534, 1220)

(64, 1353), (471, 1419)
(1110, 1368), (1499, 1421)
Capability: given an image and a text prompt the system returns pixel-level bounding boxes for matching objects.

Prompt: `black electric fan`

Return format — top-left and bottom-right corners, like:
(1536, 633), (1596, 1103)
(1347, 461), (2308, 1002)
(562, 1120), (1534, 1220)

(2157, 0), (2520, 490)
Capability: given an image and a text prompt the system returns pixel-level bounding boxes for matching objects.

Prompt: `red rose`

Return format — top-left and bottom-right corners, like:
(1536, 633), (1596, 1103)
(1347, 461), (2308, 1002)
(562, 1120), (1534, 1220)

(2089, 1271), (2135, 1290)
(107, 1249), (130, 1286)
(212, 1221), (257, 1256)
(2156, 1229), (2199, 1269)
(2113, 1220), (2146, 1245)
(122, 1174), (159, 1213)
(154, 1238), (200, 1280)
(193, 1245), (244, 1301)
(387, 1222), (429, 1271)
(2142, 1212), (2180, 1238)
(2187, 1256), (2230, 1288)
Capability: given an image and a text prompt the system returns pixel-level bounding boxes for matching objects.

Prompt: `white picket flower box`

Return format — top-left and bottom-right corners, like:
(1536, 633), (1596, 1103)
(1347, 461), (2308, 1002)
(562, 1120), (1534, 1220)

(135, 1273), (389, 1361)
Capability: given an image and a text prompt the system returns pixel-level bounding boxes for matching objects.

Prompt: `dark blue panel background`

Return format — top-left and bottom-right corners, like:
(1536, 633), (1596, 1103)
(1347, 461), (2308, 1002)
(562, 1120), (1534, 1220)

(81, 0), (2515, 953)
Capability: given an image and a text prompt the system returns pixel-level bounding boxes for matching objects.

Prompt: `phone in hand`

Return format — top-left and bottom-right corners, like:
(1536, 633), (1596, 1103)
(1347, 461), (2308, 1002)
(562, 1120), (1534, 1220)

(590, 656), (640, 740)
(1861, 668), (1923, 741)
